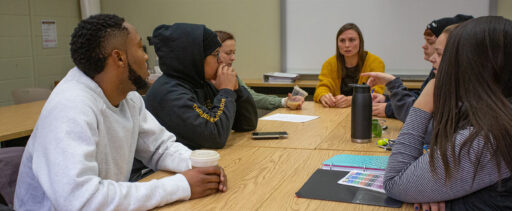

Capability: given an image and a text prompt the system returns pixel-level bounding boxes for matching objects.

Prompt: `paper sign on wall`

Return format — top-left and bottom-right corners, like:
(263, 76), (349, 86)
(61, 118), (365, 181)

(41, 20), (57, 48)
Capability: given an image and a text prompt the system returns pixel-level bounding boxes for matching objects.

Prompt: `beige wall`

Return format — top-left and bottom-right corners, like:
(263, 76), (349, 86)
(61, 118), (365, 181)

(1, 0), (512, 106)
(0, 0), (80, 106)
(102, 0), (512, 81)
(101, 0), (281, 80)
(498, 0), (512, 19)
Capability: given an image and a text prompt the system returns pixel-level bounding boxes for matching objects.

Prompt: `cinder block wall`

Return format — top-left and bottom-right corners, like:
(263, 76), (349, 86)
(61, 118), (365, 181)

(0, 0), (80, 106)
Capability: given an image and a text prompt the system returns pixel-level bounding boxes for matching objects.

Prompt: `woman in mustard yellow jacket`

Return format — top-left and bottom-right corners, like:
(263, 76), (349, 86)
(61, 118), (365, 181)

(314, 23), (385, 108)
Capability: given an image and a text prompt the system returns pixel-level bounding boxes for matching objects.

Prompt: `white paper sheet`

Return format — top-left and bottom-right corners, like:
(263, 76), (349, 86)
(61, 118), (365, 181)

(42, 20), (57, 48)
(259, 113), (319, 123)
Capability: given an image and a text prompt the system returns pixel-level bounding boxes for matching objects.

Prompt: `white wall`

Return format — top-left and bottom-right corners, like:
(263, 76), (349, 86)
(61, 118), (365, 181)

(283, 0), (490, 75)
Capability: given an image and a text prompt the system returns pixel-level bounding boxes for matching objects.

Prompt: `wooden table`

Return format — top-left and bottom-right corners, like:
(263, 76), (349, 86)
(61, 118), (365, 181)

(243, 79), (318, 88)
(227, 102), (402, 151)
(402, 81), (423, 89)
(142, 102), (409, 210)
(226, 102), (351, 149)
(0, 100), (45, 142)
(243, 78), (423, 90)
(315, 113), (403, 152)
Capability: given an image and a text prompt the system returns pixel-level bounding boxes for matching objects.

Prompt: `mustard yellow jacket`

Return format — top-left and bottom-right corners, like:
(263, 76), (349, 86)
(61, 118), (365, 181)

(313, 51), (385, 102)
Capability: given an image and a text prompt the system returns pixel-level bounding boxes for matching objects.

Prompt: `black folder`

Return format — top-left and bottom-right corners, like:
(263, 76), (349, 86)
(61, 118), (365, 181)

(296, 169), (402, 208)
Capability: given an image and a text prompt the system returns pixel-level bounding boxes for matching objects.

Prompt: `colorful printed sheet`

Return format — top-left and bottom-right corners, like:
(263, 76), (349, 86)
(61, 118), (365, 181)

(338, 170), (385, 193)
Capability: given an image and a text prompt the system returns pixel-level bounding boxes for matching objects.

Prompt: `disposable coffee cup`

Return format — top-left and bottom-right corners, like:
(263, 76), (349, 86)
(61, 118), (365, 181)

(190, 150), (220, 168)
(287, 85), (308, 109)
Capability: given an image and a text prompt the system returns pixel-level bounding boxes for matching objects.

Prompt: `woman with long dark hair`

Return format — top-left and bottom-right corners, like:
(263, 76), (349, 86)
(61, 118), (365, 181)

(314, 23), (385, 108)
(384, 16), (512, 210)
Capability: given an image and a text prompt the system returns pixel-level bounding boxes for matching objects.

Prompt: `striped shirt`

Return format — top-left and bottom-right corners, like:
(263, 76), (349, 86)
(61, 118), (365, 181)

(384, 107), (511, 203)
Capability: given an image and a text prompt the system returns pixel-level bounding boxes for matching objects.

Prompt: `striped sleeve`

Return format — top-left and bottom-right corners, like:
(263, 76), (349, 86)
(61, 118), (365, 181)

(384, 107), (511, 203)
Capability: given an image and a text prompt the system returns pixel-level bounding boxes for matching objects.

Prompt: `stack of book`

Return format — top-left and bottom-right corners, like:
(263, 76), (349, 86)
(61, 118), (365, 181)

(263, 72), (299, 83)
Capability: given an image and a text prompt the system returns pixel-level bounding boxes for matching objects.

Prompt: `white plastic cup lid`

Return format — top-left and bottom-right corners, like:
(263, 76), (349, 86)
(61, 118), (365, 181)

(190, 150), (220, 162)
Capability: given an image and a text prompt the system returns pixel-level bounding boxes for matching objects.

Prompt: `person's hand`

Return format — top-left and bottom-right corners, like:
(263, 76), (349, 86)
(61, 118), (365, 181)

(212, 59), (233, 89)
(218, 166), (228, 192)
(414, 201), (445, 211)
(334, 95), (351, 108)
(413, 79), (435, 113)
(372, 103), (387, 117)
(209, 79), (218, 90)
(320, 93), (336, 107)
(212, 64), (237, 90)
(360, 72), (396, 87)
(285, 93), (305, 110)
(181, 166), (225, 199)
(372, 93), (386, 103)
(231, 67), (239, 90)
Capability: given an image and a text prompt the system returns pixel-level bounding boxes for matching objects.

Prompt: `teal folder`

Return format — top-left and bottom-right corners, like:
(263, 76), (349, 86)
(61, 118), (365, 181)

(322, 154), (388, 172)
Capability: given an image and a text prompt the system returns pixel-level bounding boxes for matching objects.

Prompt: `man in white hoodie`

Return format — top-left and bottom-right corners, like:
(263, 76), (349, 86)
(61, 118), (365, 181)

(14, 14), (227, 210)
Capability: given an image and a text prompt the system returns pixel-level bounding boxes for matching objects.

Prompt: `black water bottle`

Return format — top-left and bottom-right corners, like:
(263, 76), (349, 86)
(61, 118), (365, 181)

(351, 84), (372, 143)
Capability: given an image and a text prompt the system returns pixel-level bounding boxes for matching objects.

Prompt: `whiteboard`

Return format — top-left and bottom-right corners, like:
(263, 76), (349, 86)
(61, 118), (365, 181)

(283, 0), (493, 75)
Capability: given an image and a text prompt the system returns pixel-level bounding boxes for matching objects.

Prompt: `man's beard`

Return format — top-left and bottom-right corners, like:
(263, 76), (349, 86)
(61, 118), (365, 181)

(128, 63), (148, 91)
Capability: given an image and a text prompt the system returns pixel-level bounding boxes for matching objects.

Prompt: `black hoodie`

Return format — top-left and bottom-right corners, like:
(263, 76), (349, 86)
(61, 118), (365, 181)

(144, 23), (257, 149)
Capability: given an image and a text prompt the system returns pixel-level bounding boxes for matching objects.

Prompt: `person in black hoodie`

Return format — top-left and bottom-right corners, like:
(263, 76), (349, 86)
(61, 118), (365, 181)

(144, 23), (258, 150)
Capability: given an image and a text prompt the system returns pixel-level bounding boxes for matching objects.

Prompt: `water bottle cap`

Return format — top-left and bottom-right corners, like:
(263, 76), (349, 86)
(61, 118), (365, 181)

(351, 84), (370, 94)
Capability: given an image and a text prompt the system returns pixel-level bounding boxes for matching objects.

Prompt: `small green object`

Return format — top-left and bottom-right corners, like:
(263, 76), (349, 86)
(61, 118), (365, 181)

(372, 119), (383, 138)
(377, 138), (388, 146)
